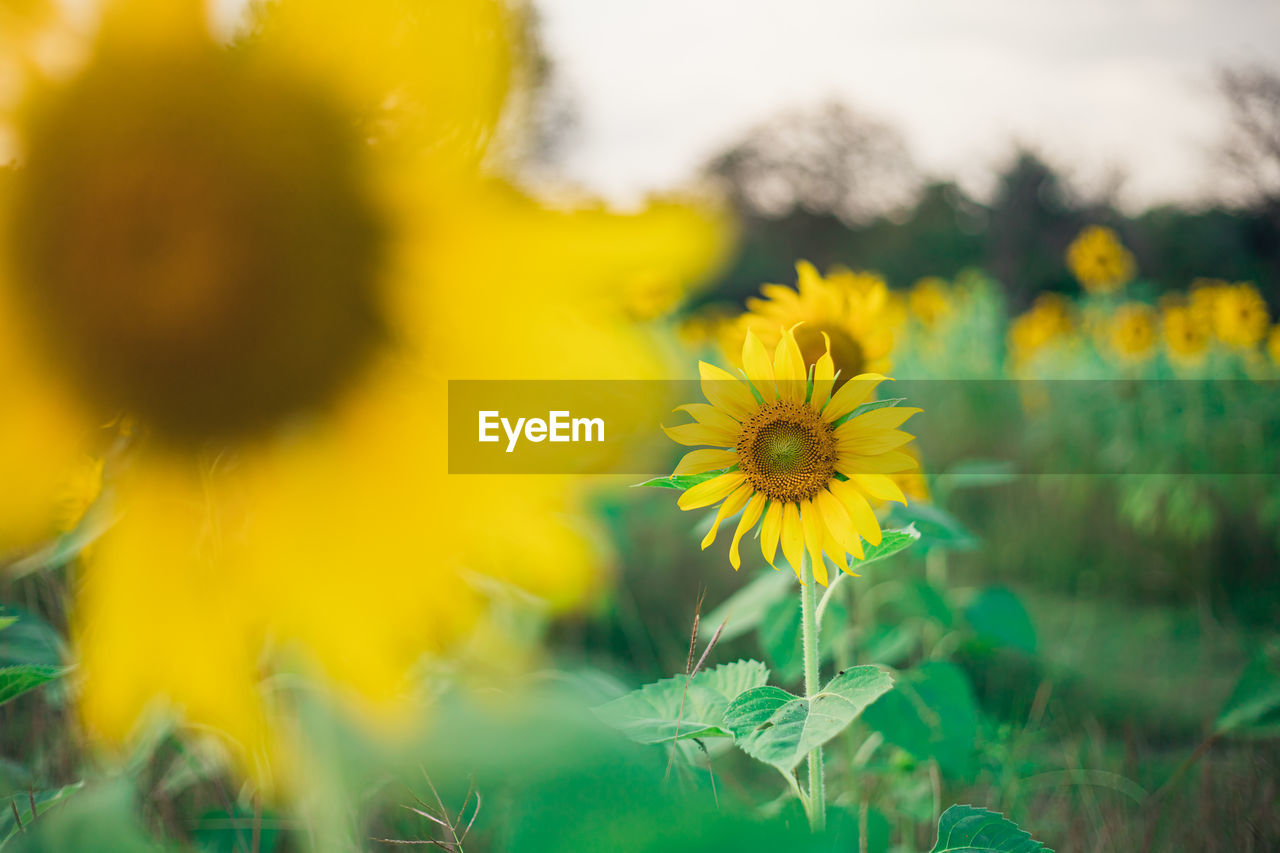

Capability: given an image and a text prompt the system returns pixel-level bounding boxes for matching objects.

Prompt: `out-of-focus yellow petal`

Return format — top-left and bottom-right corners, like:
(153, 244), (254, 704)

(249, 0), (512, 175)
(663, 422), (738, 448)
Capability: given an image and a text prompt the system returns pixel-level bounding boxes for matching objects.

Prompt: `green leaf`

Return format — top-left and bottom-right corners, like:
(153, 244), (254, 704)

(832, 397), (907, 428)
(0, 617), (17, 633)
(0, 608), (64, 668)
(863, 661), (979, 780)
(965, 587), (1037, 655)
(722, 665), (893, 773)
(1215, 639), (1280, 738)
(704, 569), (793, 644)
(851, 524), (921, 567)
(0, 664), (69, 707)
(0, 783), (82, 846)
(593, 660), (769, 744)
(892, 502), (978, 550)
(632, 469), (731, 490)
(930, 804), (1053, 852)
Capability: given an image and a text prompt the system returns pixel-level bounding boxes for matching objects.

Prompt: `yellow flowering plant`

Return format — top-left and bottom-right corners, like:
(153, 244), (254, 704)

(599, 321), (922, 832)
(0, 0), (728, 789)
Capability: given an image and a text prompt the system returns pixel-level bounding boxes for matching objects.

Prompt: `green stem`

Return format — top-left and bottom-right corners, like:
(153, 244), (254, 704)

(799, 553), (826, 832)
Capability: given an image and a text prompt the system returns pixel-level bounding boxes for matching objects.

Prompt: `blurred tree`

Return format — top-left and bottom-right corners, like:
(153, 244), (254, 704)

(983, 149), (1089, 310)
(706, 100), (918, 226)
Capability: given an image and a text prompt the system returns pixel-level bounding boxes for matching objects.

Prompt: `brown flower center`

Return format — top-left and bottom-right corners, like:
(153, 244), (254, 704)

(737, 399), (837, 503)
(8, 44), (387, 444)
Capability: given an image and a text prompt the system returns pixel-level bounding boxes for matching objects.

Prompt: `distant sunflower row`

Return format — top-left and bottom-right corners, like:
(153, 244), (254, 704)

(682, 226), (1276, 384)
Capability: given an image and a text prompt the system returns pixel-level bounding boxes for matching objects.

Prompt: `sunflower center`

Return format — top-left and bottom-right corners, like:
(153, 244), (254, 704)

(8, 46), (387, 444)
(737, 400), (837, 503)
(794, 324), (863, 386)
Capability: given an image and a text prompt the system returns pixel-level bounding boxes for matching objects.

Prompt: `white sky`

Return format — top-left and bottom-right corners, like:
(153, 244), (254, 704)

(533, 0), (1280, 211)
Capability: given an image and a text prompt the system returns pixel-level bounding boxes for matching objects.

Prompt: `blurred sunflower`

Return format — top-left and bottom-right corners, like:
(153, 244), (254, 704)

(1161, 303), (1210, 367)
(1209, 282), (1269, 349)
(0, 0), (727, 782)
(727, 261), (894, 385)
(1269, 326), (1280, 367)
(1007, 293), (1073, 365)
(664, 325), (919, 586)
(1108, 303), (1157, 363)
(908, 276), (953, 328)
(1066, 225), (1135, 295)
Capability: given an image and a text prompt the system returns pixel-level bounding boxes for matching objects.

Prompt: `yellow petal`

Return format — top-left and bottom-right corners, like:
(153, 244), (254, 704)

(835, 450), (918, 475)
(700, 482), (755, 550)
(729, 493), (767, 570)
(678, 471), (746, 510)
(780, 502), (805, 580)
(773, 324), (806, 399)
(760, 501), (784, 568)
(840, 406), (923, 432)
(799, 499), (829, 586)
(699, 361), (758, 422)
(810, 332), (835, 410)
(742, 328), (777, 401)
(823, 373), (890, 423)
(675, 403), (742, 433)
(835, 428), (916, 455)
(849, 473), (908, 506)
(829, 479), (883, 546)
(662, 422), (738, 448)
(823, 528), (858, 577)
(814, 488), (861, 557)
(673, 448), (738, 477)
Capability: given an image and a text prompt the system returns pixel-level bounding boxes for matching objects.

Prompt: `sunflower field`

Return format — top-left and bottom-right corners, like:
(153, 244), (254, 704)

(2, 1), (1279, 852)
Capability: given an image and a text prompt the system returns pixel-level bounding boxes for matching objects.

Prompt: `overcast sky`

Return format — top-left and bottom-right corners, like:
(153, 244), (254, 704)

(533, 0), (1280, 211)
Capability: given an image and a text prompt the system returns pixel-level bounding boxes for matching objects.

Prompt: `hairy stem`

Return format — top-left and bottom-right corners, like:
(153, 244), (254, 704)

(800, 553), (826, 832)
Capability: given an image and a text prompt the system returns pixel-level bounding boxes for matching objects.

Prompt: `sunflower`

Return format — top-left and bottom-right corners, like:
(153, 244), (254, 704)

(1209, 282), (1270, 349)
(0, 0), (726, 782)
(664, 325), (920, 586)
(908, 276), (953, 328)
(727, 261), (894, 385)
(1066, 225), (1135, 295)
(1161, 303), (1210, 367)
(1108, 302), (1157, 363)
(1008, 293), (1073, 365)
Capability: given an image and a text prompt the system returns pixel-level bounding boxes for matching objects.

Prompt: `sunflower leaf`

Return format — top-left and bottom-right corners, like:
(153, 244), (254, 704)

(0, 664), (69, 706)
(633, 468), (734, 490)
(722, 665), (893, 773)
(930, 804), (1053, 852)
(851, 524), (921, 566)
(1215, 638), (1280, 738)
(862, 661), (979, 780)
(593, 659), (769, 745)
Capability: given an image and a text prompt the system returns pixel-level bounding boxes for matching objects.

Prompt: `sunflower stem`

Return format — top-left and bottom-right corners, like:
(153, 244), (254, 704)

(799, 553), (826, 832)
